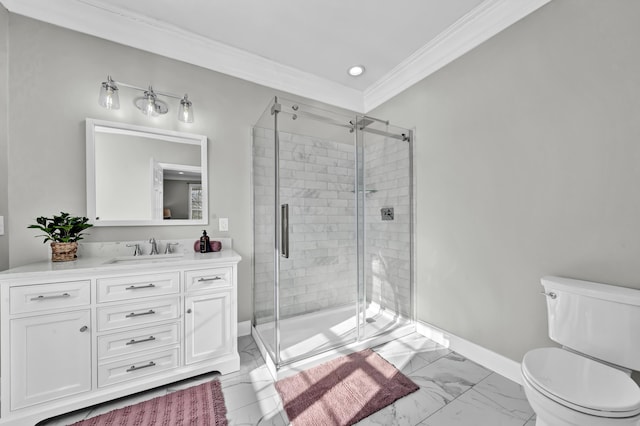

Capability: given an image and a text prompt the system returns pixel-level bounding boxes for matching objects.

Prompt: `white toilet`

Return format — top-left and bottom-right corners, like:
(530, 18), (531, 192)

(521, 276), (640, 426)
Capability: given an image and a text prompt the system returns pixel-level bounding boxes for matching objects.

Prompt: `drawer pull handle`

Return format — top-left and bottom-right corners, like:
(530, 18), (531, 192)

(126, 361), (156, 372)
(126, 284), (156, 290)
(198, 276), (222, 282)
(30, 293), (71, 301)
(126, 336), (156, 345)
(79, 325), (88, 332)
(125, 310), (156, 318)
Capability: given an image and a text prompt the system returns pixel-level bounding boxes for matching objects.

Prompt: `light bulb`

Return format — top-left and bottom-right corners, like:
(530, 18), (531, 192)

(145, 97), (156, 116)
(178, 94), (194, 123)
(98, 76), (120, 109)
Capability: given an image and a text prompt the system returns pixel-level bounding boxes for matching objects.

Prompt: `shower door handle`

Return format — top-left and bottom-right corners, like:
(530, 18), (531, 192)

(281, 203), (289, 258)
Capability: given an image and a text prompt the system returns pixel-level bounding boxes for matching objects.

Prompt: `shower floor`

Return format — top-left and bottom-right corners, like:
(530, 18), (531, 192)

(254, 303), (412, 365)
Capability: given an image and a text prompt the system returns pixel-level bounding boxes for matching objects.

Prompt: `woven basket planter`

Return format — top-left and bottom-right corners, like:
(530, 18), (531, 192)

(51, 242), (78, 262)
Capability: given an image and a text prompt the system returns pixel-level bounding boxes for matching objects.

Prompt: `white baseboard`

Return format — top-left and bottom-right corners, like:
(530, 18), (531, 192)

(238, 320), (252, 337)
(416, 320), (523, 385)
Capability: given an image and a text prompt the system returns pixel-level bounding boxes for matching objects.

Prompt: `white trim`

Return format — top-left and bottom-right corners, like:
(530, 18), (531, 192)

(85, 118), (208, 227)
(237, 320), (251, 337)
(363, 0), (553, 111)
(2, 0), (551, 113)
(416, 320), (523, 384)
(2, 0), (365, 112)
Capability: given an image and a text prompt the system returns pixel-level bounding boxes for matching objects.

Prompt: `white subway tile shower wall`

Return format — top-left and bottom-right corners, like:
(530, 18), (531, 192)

(252, 127), (412, 322)
(253, 128), (357, 321)
(253, 127), (277, 324)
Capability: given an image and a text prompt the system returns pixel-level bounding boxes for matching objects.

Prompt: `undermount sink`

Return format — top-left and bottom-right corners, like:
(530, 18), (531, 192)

(103, 253), (185, 265)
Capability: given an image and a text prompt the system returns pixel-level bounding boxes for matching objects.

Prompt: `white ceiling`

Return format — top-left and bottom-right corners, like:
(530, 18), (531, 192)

(1, 0), (551, 112)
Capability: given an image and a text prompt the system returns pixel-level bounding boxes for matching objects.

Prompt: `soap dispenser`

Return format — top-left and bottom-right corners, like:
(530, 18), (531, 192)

(199, 230), (211, 253)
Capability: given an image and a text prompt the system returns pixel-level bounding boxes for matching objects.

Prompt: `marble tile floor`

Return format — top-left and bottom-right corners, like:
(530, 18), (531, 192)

(38, 333), (536, 426)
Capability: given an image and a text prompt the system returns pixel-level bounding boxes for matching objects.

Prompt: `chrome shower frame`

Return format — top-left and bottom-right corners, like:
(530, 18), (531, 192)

(251, 96), (416, 373)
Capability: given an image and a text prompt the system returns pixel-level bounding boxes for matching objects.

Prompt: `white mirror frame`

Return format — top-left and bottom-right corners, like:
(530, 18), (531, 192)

(86, 118), (208, 227)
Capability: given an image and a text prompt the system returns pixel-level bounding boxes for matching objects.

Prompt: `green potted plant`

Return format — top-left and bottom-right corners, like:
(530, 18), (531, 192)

(28, 212), (93, 262)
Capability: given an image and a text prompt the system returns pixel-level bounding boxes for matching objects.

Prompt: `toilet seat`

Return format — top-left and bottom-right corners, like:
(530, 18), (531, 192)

(522, 348), (640, 418)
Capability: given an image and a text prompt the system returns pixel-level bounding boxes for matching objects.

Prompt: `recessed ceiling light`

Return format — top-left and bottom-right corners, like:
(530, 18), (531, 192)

(347, 65), (365, 77)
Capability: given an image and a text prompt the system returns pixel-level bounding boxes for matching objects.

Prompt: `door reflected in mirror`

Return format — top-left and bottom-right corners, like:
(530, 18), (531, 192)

(86, 119), (208, 226)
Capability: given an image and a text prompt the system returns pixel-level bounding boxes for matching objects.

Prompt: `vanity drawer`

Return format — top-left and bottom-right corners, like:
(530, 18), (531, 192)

(10, 280), (91, 314)
(97, 297), (180, 331)
(98, 348), (179, 388)
(98, 322), (180, 361)
(185, 267), (232, 292)
(97, 272), (180, 303)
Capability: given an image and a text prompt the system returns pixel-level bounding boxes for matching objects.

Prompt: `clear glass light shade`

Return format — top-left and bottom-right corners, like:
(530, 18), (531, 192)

(143, 94), (158, 116)
(134, 87), (168, 117)
(98, 77), (120, 109)
(178, 94), (194, 123)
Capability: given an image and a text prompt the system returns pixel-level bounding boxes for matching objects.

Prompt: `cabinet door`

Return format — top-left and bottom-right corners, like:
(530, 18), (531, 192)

(184, 292), (231, 365)
(10, 310), (91, 410)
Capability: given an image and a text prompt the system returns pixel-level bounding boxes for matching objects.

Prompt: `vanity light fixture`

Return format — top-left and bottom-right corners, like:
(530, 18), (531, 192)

(347, 65), (365, 77)
(98, 75), (195, 123)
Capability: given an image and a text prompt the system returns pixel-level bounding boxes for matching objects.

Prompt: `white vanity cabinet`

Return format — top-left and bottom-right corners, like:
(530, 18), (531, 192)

(11, 309), (92, 410)
(0, 251), (241, 426)
(184, 267), (235, 365)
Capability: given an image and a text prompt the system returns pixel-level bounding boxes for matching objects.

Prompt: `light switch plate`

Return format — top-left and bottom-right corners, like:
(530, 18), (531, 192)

(0, 216), (4, 235)
(219, 218), (229, 232)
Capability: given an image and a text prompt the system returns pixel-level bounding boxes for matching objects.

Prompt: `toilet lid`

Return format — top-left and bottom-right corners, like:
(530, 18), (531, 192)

(522, 348), (640, 418)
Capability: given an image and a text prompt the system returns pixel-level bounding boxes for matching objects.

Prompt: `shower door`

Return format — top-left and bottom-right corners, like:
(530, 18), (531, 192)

(253, 97), (359, 367)
(275, 99), (359, 365)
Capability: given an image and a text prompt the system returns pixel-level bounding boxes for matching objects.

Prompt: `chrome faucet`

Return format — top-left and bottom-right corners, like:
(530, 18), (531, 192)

(126, 243), (142, 256)
(149, 238), (159, 255)
(165, 242), (179, 254)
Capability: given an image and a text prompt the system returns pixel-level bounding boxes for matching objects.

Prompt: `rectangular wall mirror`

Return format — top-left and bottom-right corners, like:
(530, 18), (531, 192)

(86, 118), (208, 226)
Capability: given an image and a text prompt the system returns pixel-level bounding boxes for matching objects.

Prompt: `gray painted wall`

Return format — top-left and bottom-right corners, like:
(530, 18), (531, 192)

(0, 5), (8, 271)
(6, 1), (639, 368)
(371, 0), (640, 362)
(163, 180), (192, 220)
(2, 14), (350, 322)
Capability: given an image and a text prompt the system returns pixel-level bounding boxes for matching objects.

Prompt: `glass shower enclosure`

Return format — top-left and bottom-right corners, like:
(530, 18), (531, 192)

(252, 97), (414, 372)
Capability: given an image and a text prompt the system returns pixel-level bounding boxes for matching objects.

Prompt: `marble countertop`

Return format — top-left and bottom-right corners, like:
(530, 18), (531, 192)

(0, 238), (241, 279)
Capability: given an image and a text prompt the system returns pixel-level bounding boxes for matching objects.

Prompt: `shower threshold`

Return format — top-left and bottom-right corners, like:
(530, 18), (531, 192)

(252, 304), (415, 380)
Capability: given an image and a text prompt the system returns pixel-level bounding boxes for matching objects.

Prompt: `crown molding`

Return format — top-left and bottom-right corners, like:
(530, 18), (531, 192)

(363, 0), (553, 112)
(1, 0), (551, 114)
(0, 0), (366, 112)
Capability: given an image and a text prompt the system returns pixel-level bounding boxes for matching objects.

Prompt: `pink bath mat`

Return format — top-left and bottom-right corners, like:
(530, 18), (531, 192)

(71, 380), (227, 425)
(275, 348), (419, 425)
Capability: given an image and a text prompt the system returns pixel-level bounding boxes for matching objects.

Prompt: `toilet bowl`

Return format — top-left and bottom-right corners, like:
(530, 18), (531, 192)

(522, 276), (640, 426)
(521, 348), (640, 426)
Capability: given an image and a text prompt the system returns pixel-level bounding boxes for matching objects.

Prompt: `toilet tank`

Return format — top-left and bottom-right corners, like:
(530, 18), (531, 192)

(542, 276), (640, 371)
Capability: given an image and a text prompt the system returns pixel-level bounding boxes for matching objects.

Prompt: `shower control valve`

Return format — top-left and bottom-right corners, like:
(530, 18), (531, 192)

(381, 207), (394, 221)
